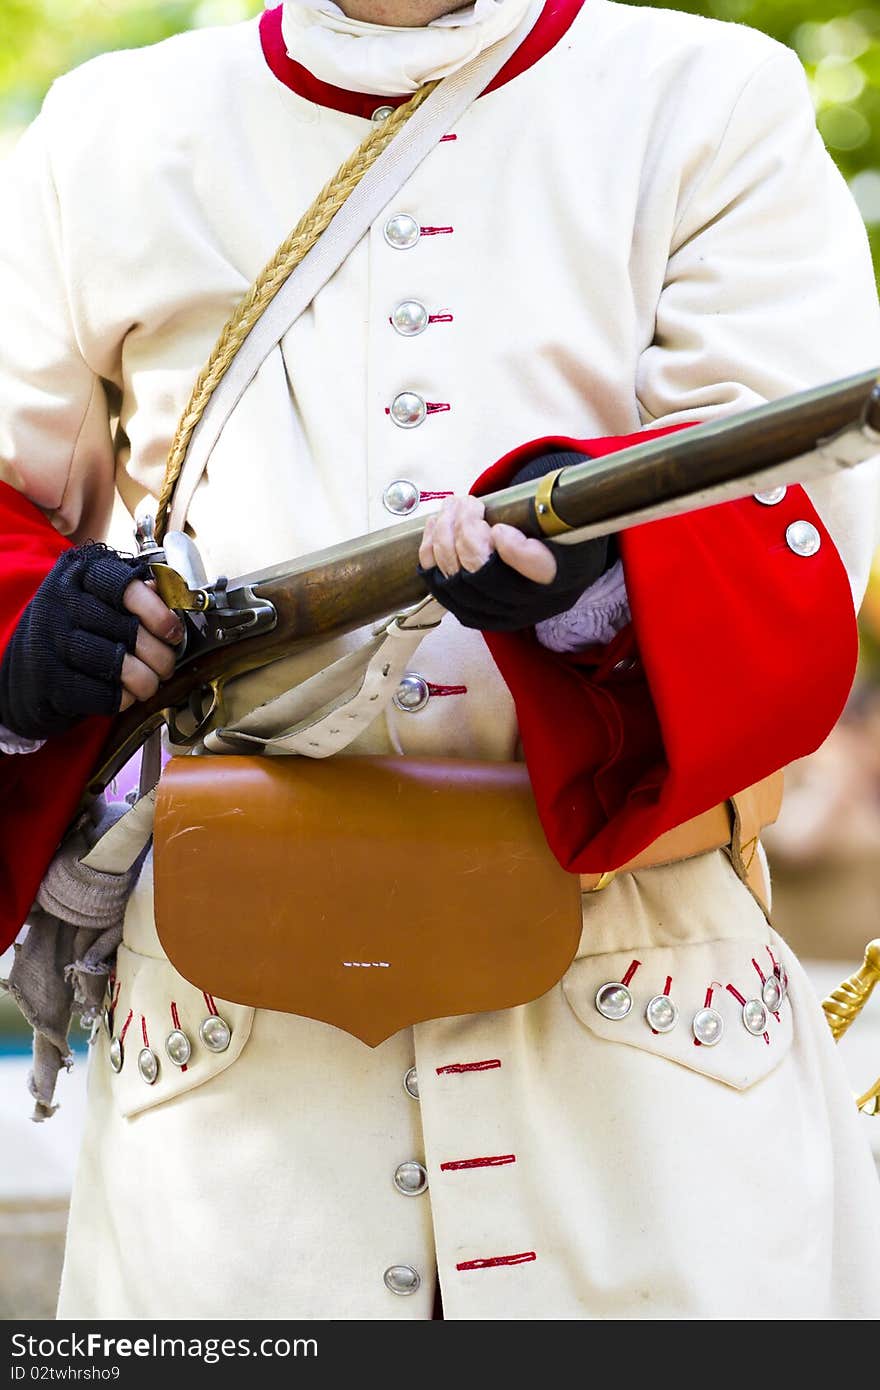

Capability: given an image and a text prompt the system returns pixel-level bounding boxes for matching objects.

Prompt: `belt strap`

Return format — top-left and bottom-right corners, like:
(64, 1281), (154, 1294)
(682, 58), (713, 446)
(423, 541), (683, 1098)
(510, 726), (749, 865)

(580, 770), (784, 912)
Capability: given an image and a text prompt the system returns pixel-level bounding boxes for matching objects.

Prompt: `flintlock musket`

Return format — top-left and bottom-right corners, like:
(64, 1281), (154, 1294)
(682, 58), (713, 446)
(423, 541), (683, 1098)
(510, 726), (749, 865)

(86, 365), (880, 797)
(86, 366), (880, 1100)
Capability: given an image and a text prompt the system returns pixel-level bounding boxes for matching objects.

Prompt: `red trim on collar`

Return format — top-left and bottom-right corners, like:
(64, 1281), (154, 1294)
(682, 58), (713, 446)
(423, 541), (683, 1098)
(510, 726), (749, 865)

(259, 0), (586, 119)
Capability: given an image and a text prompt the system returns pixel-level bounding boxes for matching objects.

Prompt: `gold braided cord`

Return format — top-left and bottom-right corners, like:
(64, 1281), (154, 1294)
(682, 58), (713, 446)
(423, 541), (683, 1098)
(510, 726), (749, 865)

(155, 82), (438, 540)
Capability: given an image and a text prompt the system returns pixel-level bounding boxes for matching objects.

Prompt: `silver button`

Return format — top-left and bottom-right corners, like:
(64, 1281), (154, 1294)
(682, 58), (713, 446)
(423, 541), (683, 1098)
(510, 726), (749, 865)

(390, 392), (427, 429)
(165, 1028), (192, 1068)
(382, 479), (420, 516)
(786, 520), (821, 557)
(754, 486), (787, 506)
(383, 214), (420, 249)
(393, 674), (430, 713)
(391, 300), (429, 337)
(645, 994), (678, 1033)
(199, 1015), (232, 1053)
(137, 1047), (159, 1085)
(384, 1264), (421, 1296)
(692, 1007), (724, 1046)
(762, 976), (783, 1011)
(595, 982), (632, 1021)
(108, 1036), (124, 1073)
(742, 998), (768, 1036)
(371, 104), (395, 122)
(403, 1066), (419, 1100)
(393, 1161), (428, 1196)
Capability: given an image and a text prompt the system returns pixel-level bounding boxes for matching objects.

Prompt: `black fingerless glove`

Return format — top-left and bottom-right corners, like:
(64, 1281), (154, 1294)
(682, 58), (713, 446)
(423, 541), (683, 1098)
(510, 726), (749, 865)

(0, 543), (150, 739)
(419, 451), (615, 633)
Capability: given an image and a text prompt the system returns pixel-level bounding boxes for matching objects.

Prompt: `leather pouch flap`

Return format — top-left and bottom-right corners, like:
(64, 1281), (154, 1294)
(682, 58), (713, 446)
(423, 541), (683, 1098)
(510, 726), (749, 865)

(153, 756), (582, 1046)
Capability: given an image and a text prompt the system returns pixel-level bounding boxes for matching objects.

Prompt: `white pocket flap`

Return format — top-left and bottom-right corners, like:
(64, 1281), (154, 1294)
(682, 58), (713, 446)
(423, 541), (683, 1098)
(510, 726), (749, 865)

(562, 937), (793, 1091)
(99, 944), (255, 1118)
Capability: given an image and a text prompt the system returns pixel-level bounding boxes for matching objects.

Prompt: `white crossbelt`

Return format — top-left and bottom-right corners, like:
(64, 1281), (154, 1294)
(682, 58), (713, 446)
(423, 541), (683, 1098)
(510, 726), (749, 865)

(203, 595), (446, 757)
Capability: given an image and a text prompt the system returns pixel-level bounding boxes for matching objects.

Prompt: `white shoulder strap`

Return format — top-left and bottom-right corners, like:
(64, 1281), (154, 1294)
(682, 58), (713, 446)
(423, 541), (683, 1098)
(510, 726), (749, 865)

(167, 1), (540, 532)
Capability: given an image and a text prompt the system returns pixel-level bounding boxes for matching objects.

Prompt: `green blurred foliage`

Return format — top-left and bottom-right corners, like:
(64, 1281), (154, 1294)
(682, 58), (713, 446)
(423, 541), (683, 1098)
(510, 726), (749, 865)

(0, 0), (878, 276)
(0, 1), (263, 128)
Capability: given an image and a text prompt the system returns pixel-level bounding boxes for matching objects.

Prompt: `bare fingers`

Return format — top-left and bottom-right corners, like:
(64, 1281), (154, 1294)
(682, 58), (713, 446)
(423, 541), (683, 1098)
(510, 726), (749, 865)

(419, 496), (493, 576)
(122, 578), (184, 644)
(118, 579), (183, 709)
(491, 523), (558, 584)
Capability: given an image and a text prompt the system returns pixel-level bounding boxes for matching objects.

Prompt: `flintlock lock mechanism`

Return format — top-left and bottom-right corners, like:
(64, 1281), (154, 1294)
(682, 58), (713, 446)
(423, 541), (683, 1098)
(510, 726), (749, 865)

(133, 514), (277, 745)
(822, 940), (880, 1116)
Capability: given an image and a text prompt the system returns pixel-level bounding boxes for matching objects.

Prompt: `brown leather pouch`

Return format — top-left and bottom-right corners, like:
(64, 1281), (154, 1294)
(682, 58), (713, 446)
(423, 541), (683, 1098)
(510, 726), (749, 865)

(153, 755), (583, 1046)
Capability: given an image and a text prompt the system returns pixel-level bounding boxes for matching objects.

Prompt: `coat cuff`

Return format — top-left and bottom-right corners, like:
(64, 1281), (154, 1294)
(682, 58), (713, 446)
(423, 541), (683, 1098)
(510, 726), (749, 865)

(471, 428), (857, 874)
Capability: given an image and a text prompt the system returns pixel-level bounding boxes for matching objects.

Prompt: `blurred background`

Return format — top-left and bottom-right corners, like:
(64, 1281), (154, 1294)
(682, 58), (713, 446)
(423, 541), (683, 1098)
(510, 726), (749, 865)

(1, 0), (879, 1319)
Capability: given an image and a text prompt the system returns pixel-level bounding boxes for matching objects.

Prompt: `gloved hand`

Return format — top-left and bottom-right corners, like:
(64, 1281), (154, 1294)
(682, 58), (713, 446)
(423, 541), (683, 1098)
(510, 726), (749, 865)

(417, 451), (614, 633)
(0, 543), (183, 739)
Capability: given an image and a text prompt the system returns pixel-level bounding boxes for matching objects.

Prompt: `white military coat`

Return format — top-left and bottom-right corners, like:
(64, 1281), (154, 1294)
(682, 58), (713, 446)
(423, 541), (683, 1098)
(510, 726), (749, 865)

(1, 0), (879, 1319)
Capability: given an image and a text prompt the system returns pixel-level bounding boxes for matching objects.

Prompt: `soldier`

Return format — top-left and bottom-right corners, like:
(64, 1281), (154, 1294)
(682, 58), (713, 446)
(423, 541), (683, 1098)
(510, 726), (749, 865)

(1, 0), (880, 1319)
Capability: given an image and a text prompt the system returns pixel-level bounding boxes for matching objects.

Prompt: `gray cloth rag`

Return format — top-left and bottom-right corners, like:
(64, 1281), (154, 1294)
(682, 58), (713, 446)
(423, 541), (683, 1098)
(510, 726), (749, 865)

(0, 798), (140, 1121)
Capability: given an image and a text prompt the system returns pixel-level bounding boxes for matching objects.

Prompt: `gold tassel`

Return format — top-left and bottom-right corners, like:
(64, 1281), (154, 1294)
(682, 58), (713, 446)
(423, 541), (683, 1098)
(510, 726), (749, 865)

(822, 939), (880, 1115)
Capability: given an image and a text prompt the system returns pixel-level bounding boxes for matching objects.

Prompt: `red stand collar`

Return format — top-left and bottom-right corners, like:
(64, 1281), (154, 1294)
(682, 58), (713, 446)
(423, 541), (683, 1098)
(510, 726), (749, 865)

(259, 0), (587, 119)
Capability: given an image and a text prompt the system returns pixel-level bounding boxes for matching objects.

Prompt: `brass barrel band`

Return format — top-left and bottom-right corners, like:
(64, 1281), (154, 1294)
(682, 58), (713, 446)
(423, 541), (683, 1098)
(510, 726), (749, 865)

(533, 468), (574, 537)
